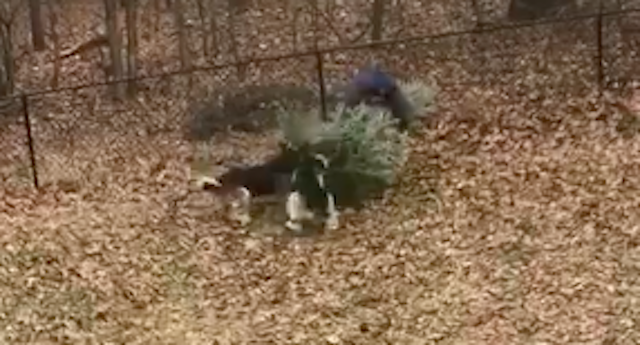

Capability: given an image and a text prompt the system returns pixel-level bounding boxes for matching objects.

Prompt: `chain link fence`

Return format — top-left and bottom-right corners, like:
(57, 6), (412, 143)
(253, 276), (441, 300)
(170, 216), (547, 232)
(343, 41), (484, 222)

(0, 2), (639, 192)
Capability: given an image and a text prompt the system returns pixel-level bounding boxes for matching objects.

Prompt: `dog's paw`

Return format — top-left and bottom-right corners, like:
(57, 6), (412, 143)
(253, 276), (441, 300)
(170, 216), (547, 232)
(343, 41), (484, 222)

(229, 211), (251, 227)
(325, 215), (339, 231)
(285, 220), (304, 232)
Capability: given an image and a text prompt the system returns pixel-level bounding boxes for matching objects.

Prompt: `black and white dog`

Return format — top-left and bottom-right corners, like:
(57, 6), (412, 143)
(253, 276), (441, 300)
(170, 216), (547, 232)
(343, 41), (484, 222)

(194, 146), (339, 232)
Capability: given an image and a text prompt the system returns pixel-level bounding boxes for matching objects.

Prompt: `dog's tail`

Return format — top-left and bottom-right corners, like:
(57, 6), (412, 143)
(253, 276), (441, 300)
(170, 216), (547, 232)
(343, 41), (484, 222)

(190, 174), (222, 191)
(191, 173), (246, 199)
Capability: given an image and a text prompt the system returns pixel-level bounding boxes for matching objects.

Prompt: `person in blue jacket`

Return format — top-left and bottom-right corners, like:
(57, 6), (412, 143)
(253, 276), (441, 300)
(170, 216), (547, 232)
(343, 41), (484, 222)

(339, 62), (416, 131)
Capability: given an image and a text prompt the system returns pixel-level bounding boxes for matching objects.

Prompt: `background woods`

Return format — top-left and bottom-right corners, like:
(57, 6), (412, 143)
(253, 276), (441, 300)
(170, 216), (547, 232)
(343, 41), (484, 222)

(0, 0), (619, 100)
(0, 0), (637, 193)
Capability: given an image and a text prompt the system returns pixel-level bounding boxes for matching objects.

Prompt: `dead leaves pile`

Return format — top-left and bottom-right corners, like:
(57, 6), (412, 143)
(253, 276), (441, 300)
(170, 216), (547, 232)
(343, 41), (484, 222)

(1, 83), (640, 344)
(1, 1), (640, 344)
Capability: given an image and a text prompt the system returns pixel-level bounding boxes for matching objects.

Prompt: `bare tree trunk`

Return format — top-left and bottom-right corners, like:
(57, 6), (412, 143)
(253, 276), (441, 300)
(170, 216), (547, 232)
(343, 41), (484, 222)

(0, 27), (14, 97)
(172, 0), (190, 70)
(48, 0), (60, 88)
(208, 0), (219, 58)
(311, 0), (319, 46)
(173, 0), (193, 94)
(370, 0), (386, 41)
(471, 0), (484, 26)
(104, 0), (125, 100)
(153, 0), (161, 34)
(0, 3), (16, 97)
(2, 31), (15, 97)
(226, 0), (244, 81)
(289, 0), (299, 52)
(29, 0), (46, 51)
(196, 0), (209, 59)
(125, 0), (138, 97)
(228, 0), (249, 14)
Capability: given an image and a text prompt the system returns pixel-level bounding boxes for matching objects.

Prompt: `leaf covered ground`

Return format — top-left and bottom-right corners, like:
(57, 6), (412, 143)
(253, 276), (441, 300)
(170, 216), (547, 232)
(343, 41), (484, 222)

(2, 84), (640, 344)
(1, 1), (640, 344)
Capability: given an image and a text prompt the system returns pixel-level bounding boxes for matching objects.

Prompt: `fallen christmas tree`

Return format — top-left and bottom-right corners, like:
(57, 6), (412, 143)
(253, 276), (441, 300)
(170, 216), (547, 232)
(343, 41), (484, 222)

(276, 103), (409, 210)
(192, 77), (437, 232)
(274, 77), (437, 215)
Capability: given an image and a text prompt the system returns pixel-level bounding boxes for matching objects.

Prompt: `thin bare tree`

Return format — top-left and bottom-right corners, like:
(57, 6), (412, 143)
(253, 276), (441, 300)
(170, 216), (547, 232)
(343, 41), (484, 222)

(196, 0), (209, 59)
(288, 0), (300, 52)
(48, 0), (60, 88)
(370, 0), (387, 41)
(172, 0), (190, 70)
(471, 0), (484, 26)
(0, 1), (21, 97)
(125, 0), (138, 97)
(208, 0), (219, 58)
(104, 0), (125, 99)
(29, 0), (46, 51)
(152, 0), (162, 34)
(226, 0), (245, 80)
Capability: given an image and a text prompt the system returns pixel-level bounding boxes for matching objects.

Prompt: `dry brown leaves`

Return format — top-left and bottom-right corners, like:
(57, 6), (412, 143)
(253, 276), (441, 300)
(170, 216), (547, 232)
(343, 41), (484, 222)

(1, 1), (640, 344)
(2, 83), (640, 344)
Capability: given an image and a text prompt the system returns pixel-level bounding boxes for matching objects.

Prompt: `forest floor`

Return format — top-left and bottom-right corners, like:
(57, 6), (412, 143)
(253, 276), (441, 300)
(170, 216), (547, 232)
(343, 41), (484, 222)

(1, 1), (640, 344)
(2, 84), (640, 344)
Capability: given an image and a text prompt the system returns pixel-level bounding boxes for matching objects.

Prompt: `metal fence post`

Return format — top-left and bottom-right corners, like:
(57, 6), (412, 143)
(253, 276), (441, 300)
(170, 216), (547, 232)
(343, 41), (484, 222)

(315, 50), (328, 121)
(21, 94), (39, 189)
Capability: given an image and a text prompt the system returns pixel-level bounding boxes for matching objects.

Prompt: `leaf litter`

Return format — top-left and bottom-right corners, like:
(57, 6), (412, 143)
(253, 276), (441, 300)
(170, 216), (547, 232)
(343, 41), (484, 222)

(1, 1), (640, 343)
(1, 82), (639, 344)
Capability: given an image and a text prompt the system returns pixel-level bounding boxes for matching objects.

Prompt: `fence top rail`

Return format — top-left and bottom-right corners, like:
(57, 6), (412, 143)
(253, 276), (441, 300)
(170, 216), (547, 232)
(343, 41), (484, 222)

(0, 5), (637, 102)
